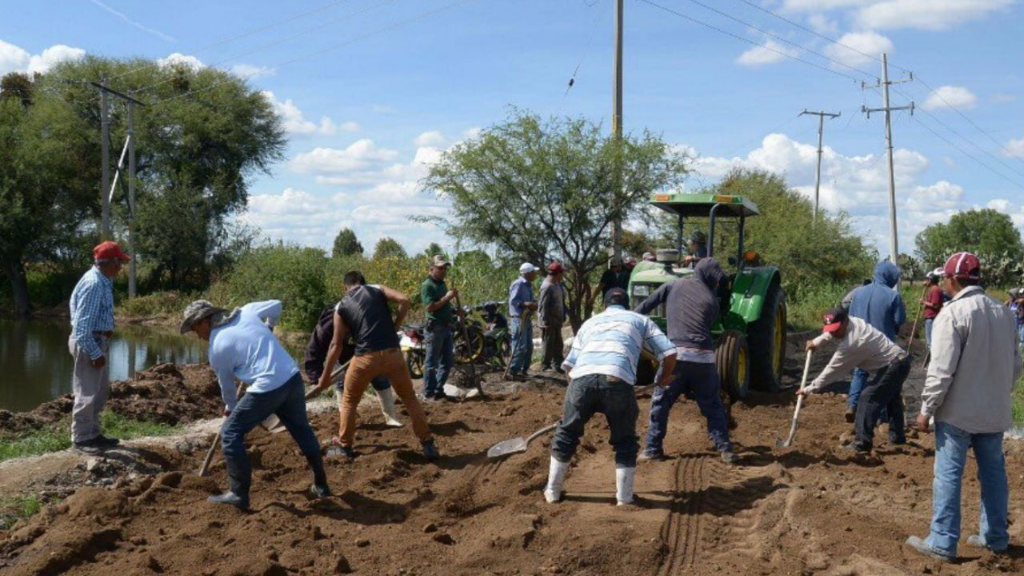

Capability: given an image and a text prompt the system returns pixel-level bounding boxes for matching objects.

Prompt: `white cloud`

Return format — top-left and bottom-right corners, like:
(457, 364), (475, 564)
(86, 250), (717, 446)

(158, 52), (205, 70)
(0, 40), (85, 76)
(856, 0), (1014, 31)
(921, 85), (978, 111)
(340, 121), (360, 132)
(262, 91), (358, 136)
(462, 126), (483, 140)
(823, 31), (893, 68)
(414, 131), (446, 148)
(289, 140), (400, 175)
(906, 181), (963, 212)
(1003, 137), (1024, 159)
(783, 0), (874, 10)
(736, 39), (799, 66)
(230, 63), (275, 79)
(988, 198), (1013, 213)
(807, 14), (840, 35)
(371, 104), (396, 114)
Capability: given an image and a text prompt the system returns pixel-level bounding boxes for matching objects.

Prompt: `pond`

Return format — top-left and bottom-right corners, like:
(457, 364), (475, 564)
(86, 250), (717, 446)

(0, 320), (207, 412)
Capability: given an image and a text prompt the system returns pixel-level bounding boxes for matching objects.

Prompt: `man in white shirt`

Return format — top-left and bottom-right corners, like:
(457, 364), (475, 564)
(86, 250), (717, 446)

(801, 307), (910, 453)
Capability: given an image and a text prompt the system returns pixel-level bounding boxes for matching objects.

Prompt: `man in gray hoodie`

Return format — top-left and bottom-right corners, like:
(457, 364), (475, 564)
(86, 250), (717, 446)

(634, 258), (738, 464)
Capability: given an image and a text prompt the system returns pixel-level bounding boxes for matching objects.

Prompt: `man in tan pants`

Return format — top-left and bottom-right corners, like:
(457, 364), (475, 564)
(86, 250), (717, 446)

(316, 271), (438, 461)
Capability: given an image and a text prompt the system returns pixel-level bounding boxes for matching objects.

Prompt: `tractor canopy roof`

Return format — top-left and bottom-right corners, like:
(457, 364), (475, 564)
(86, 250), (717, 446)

(650, 193), (760, 218)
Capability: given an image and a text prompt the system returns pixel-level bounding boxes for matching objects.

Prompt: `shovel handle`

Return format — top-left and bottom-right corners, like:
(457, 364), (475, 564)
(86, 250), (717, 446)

(305, 359), (351, 400)
(526, 423), (560, 444)
(198, 431), (221, 477)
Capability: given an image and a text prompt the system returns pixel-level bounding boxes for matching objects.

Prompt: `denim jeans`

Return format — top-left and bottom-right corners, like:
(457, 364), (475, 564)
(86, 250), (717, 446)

(221, 373), (321, 496)
(645, 361), (732, 454)
(551, 374), (639, 468)
(852, 355), (909, 449)
(926, 421), (1009, 556)
(423, 323), (454, 397)
(509, 317), (533, 374)
(847, 368), (869, 409)
(924, 318), (935, 349)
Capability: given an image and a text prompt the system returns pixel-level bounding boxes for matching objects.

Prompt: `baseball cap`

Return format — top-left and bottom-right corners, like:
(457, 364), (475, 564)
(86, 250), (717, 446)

(519, 262), (539, 275)
(547, 261), (565, 273)
(822, 307), (848, 333)
(604, 287), (629, 307)
(943, 252), (981, 280)
(430, 254), (451, 268)
(93, 241), (131, 263)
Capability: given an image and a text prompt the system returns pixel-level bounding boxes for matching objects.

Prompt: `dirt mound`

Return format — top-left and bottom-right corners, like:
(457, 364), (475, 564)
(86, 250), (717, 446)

(0, 364), (221, 434)
(1, 337), (1022, 575)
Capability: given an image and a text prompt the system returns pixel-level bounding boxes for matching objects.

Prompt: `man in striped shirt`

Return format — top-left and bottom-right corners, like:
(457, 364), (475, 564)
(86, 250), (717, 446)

(68, 241), (130, 453)
(544, 288), (676, 506)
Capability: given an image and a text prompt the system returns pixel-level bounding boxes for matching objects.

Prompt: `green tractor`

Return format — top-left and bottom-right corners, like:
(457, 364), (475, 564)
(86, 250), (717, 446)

(629, 193), (787, 400)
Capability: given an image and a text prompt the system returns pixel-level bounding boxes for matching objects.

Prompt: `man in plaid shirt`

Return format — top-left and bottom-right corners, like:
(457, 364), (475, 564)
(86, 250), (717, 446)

(68, 241), (130, 453)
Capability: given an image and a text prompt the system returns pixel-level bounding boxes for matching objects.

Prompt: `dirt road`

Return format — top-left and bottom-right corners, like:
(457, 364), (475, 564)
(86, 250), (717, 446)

(1, 335), (1022, 576)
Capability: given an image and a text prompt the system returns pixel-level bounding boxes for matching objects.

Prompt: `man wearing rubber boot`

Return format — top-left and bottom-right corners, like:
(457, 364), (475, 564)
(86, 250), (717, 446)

(846, 261), (906, 423)
(316, 272), (439, 461)
(800, 307), (910, 453)
(544, 288), (675, 506)
(635, 258), (739, 464)
(182, 300), (330, 510)
(906, 252), (1023, 562)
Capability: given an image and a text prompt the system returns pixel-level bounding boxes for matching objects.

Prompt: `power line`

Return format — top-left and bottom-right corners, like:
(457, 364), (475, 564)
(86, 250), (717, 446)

(910, 114), (1024, 191)
(149, 0), (480, 109)
(558, 0), (607, 113)
(682, 0), (877, 80)
(133, 0), (402, 95)
(635, 0), (865, 84)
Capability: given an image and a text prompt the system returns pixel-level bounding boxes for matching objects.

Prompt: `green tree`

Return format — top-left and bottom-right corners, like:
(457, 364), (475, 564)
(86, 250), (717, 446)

(421, 242), (445, 260)
(332, 227), (363, 258)
(373, 237), (407, 260)
(422, 110), (689, 329)
(915, 209), (1024, 287)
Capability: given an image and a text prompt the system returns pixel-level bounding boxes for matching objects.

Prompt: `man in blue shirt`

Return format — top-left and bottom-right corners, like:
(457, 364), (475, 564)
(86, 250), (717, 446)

(181, 299), (330, 509)
(68, 241), (130, 453)
(545, 288), (676, 506)
(508, 263), (539, 379)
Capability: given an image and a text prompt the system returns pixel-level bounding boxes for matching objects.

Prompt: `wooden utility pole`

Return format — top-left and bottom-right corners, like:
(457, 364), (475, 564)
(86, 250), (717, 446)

(800, 109), (840, 224)
(611, 0), (624, 258)
(862, 53), (913, 266)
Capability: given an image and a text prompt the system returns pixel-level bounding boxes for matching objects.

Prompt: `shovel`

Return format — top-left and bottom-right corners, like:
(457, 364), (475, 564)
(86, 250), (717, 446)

(776, 350), (813, 449)
(487, 422), (559, 458)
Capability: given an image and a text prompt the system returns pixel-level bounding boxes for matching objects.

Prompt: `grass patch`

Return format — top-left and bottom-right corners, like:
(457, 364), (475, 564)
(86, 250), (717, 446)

(1013, 377), (1024, 428)
(0, 413), (181, 463)
(0, 494), (45, 530)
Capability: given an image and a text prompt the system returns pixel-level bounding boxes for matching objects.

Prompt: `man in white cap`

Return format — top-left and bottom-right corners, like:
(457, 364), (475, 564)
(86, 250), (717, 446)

(508, 263), (539, 379)
(181, 299), (330, 509)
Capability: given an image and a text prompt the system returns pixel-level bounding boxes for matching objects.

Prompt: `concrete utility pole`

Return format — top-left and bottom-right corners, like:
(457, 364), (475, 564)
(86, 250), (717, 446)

(99, 81), (111, 239)
(862, 53), (913, 266)
(611, 0), (624, 258)
(800, 109), (840, 224)
(127, 102), (137, 298)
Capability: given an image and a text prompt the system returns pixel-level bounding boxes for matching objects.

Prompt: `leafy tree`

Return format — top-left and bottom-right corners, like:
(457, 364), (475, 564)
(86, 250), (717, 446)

(373, 237), (407, 260)
(422, 110), (689, 329)
(422, 242), (445, 260)
(915, 209), (1024, 287)
(332, 227), (363, 258)
(454, 249), (492, 268)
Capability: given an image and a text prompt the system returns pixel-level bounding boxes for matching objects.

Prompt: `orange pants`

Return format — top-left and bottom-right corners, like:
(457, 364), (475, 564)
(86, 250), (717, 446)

(339, 348), (432, 447)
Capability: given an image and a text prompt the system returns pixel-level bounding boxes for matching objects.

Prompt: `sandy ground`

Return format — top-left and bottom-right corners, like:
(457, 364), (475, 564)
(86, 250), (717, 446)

(1, 334), (1023, 576)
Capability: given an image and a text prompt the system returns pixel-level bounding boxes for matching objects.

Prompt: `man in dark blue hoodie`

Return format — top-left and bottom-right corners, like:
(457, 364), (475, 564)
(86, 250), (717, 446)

(846, 261), (906, 425)
(634, 258), (739, 464)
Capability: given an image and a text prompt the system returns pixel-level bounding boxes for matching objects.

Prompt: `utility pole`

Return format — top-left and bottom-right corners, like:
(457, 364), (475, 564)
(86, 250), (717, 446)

(799, 109), (840, 224)
(91, 82), (146, 296)
(611, 0), (624, 258)
(862, 53), (913, 266)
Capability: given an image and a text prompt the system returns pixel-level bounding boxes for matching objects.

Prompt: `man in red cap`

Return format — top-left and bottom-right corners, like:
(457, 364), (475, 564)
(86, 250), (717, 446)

(906, 252), (1023, 562)
(68, 241), (130, 453)
(538, 262), (568, 373)
(801, 306), (911, 453)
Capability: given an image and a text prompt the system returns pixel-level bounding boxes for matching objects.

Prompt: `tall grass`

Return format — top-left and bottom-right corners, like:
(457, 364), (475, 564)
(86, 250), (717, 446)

(0, 413), (180, 463)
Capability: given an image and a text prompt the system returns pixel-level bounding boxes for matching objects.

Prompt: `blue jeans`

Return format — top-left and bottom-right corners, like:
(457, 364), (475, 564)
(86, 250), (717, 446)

(924, 318), (935, 349)
(423, 323), (454, 397)
(221, 373), (321, 496)
(926, 422), (1009, 556)
(645, 361), (731, 454)
(847, 368), (868, 409)
(552, 374), (639, 468)
(509, 317), (533, 374)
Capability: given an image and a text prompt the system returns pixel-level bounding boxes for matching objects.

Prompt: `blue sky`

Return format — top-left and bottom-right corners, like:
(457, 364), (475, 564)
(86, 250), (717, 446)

(3, 0), (1023, 258)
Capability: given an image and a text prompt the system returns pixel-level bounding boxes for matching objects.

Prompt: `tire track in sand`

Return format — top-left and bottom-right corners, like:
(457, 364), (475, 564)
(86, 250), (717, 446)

(656, 454), (707, 576)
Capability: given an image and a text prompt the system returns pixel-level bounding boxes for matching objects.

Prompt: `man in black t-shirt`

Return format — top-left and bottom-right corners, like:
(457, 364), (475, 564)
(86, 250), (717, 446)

(593, 257), (631, 302)
(316, 271), (438, 461)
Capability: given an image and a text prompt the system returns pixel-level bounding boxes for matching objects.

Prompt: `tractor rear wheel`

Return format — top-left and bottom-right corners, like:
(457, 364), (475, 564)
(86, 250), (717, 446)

(748, 283), (787, 392)
(716, 329), (750, 402)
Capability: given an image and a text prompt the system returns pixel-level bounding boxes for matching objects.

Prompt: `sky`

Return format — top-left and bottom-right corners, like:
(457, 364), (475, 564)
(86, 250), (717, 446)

(2, 0), (1024, 259)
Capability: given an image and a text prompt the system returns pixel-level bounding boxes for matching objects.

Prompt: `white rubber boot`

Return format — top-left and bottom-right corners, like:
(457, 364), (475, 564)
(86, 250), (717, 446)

(616, 467), (636, 506)
(543, 457), (569, 504)
(375, 387), (403, 428)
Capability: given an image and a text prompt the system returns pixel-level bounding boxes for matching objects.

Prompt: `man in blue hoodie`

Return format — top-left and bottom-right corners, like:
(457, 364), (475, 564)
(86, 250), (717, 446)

(846, 261), (906, 426)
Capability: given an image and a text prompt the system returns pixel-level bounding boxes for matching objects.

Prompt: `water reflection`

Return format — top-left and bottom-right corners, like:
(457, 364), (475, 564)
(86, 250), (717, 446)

(0, 320), (206, 412)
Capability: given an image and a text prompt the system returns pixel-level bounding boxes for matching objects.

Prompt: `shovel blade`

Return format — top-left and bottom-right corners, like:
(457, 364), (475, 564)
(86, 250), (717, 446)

(487, 437), (528, 458)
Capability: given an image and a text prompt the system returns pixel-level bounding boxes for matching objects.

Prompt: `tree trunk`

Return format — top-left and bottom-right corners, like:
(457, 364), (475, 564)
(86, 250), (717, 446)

(8, 259), (31, 319)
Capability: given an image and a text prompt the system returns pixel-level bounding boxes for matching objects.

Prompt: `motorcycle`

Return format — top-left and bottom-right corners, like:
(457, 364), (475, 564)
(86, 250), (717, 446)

(400, 306), (486, 379)
(473, 300), (512, 367)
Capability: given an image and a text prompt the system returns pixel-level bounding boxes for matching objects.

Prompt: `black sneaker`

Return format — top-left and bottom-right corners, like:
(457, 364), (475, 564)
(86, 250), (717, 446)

(838, 442), (871, 455)
(326, 443), (358, 460)
(95, 435), (120, 447)
(638, 451), (666, 462)
(73, 439), (103, 454)
(422, 439), (440, 462)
